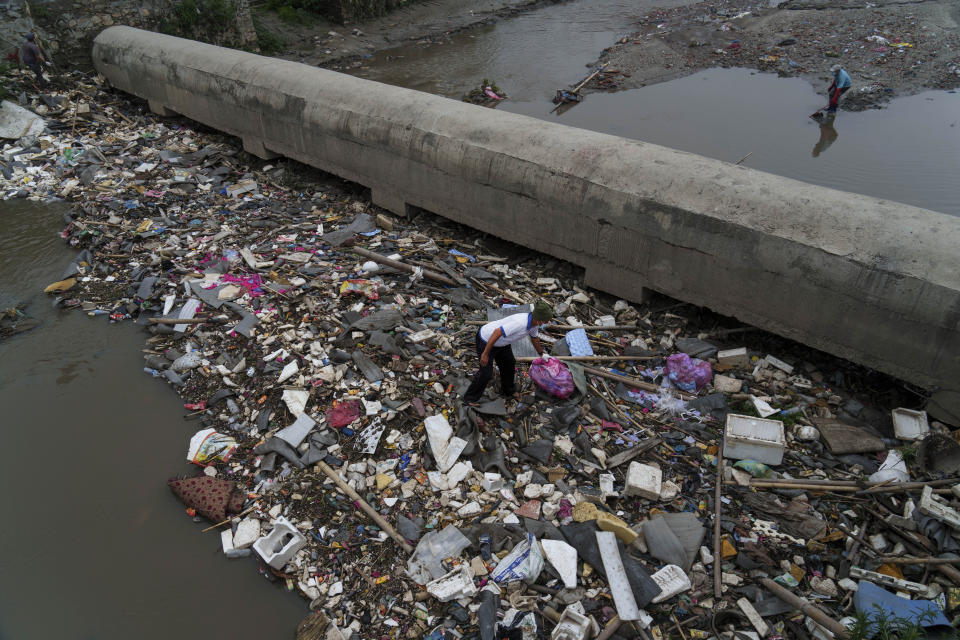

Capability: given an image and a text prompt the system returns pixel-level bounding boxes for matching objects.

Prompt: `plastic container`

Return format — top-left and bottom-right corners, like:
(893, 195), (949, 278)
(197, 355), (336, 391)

(723, 414), (786, 465)
(891, 408), (929, 441)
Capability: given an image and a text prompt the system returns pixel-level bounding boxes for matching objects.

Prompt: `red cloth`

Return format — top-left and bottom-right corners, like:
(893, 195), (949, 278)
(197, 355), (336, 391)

(325, 400), (361, 428)
(168, 476), (245, 522)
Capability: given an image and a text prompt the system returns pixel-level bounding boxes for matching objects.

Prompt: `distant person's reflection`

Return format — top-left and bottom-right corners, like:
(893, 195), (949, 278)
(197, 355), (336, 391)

(812, 114), (838, 158)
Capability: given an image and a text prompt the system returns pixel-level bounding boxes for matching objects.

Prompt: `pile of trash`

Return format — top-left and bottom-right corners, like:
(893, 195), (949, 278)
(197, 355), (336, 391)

(4, 66), (960, 640)
(461, 79), (507, 106)
(584, 0), (960, 109)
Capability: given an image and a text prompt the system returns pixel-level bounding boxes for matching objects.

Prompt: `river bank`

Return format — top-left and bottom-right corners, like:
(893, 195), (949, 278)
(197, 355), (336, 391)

(578, 0), (960, 109)
(261, 0), (960, 110)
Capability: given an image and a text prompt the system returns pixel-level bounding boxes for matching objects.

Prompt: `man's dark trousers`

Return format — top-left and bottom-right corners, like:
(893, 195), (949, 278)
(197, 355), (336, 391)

(464, 332), (516, 402)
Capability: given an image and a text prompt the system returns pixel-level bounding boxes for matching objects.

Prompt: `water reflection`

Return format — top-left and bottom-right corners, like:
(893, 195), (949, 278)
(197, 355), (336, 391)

(812, 114), (838, 158)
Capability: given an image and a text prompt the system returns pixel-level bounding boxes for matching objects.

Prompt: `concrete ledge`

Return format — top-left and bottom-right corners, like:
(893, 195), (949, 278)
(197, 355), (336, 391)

(92, 26), (960, 420)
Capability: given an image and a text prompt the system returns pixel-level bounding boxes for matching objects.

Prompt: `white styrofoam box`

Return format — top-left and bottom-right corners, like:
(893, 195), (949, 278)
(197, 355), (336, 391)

(918, 485), (960, 531)
(724, 414), (786, 465)
(253, 516), (307, 569)
(717, 347), (750, 367)
(426, 564), (477, 602)
(551, 602), (598, 640)
(623, 462), (662, 500)
(891, 408), (929, 441)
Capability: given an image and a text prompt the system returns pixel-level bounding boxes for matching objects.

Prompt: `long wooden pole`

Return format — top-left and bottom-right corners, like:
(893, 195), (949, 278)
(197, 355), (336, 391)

(315, 460), (414, 553)
(352, 247), (456, 286)
(759, 578), (848, 639)
(516, 355), (657, 363)
(713, 444), (723, 599)
(581, 364), (694, 400)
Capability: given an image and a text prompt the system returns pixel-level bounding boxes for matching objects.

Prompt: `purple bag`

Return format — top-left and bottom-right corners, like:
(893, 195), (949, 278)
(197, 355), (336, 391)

(529, 357), (575, 399)
(665, 353), (712, 392)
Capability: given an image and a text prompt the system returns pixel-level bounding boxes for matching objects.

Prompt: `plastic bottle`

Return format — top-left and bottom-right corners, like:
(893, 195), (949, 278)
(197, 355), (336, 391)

(143, 367), (162, 377)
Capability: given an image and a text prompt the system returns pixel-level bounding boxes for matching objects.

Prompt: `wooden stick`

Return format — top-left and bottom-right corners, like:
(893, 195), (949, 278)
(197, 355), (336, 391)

(517, 355), (657, 362)
(571, 63), (608, 94)
(465, 320), (640, 331)
(759, 578), (848, 639)
(201, 504), (258, 532)
(581, 364), (694, 399)
(352, 247), (456, 287)
(596, 616), (622, 640)
(875, 556), (960, 565)
(713, 445), (724, 599)
(315, 460), (414, 553)
(734, 152), (752, 165)
(148, 317), (224, 325)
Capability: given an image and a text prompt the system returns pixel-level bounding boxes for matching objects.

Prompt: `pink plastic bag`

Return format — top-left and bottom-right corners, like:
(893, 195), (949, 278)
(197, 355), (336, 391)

(529, 357), (575, 399)
(665, 353), (712, 392)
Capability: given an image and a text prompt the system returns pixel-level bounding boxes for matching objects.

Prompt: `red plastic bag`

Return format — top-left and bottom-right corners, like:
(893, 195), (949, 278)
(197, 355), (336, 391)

(529, 357), (575, 399)
(325, 400), (360, 428)
(665, 353), (712, 392)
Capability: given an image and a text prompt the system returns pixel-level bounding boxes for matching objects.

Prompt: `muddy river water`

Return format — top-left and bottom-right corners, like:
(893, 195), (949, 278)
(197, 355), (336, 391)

(0, 0), (956, 635)
(0, 202), (306, 638)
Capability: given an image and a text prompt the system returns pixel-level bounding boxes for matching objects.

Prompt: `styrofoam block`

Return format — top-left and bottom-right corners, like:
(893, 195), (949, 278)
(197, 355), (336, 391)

(253, 516), (306, 569)
(737, 598), (769, 637)
(551, 602), (598, 640)
(232, 517), (261, 549)
(426, 564), (477, 602)
(891, 408), (929, 441)
(541, 539), (578, 589)
(724, 414), (786, 465)
(624, 462), (662, 500)
(764, 355), (794, 374)
(596, 531), (640, 620)
(918, 485), (960, 531)
(482, 472), (504, 491)
(651, 564), (692, 603)
(717, 347), (750, 367)
(849, 567), (937, 598)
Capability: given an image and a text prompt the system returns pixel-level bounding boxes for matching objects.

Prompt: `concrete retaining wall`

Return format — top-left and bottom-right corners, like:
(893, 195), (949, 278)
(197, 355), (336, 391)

(92, 26), (960, 420)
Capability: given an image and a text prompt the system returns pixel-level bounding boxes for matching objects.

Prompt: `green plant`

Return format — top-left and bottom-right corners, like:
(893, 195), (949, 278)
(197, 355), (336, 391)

(160, 0), (237, 41)
(897, 442), (918, 467)
(275, 5), (300, 22)
(253, 17), (286, 54)
(844, 606), (948, 640)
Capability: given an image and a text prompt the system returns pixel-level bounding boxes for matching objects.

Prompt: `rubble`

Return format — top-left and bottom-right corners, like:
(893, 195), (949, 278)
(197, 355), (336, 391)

(4, 65), (960, 639)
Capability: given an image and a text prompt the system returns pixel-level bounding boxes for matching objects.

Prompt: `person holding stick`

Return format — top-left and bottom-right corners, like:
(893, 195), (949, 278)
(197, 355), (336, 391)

(21, 33), (47, 88)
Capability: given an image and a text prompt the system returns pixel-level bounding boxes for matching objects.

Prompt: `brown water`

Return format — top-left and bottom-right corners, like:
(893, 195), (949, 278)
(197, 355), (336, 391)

(0, 201), (306, 638)
(352, 0), (960, 216)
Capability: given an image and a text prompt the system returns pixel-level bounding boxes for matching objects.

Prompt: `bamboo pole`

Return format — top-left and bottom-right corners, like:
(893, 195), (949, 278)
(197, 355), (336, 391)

(713, 444), (724, 599)
(149, 317), (224, 325)
(352, 247), (457, 287)
(315, 460), (414, 553)
(596, 616), (622, 640)
(201, 505), (258, 532)
(464, 320), (640, 331)
(581, 364), (694, 400)
(516, 355), (657, 363)
(875, 556), (960, 565)
(759, 578), (848, 639)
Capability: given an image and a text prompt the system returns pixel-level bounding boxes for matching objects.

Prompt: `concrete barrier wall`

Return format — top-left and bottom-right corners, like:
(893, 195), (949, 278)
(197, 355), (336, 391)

(92, 26), (960, 420)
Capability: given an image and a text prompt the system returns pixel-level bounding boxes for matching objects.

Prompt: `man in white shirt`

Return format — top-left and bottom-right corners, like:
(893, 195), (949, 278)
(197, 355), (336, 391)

(464, 301), (553, 404)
